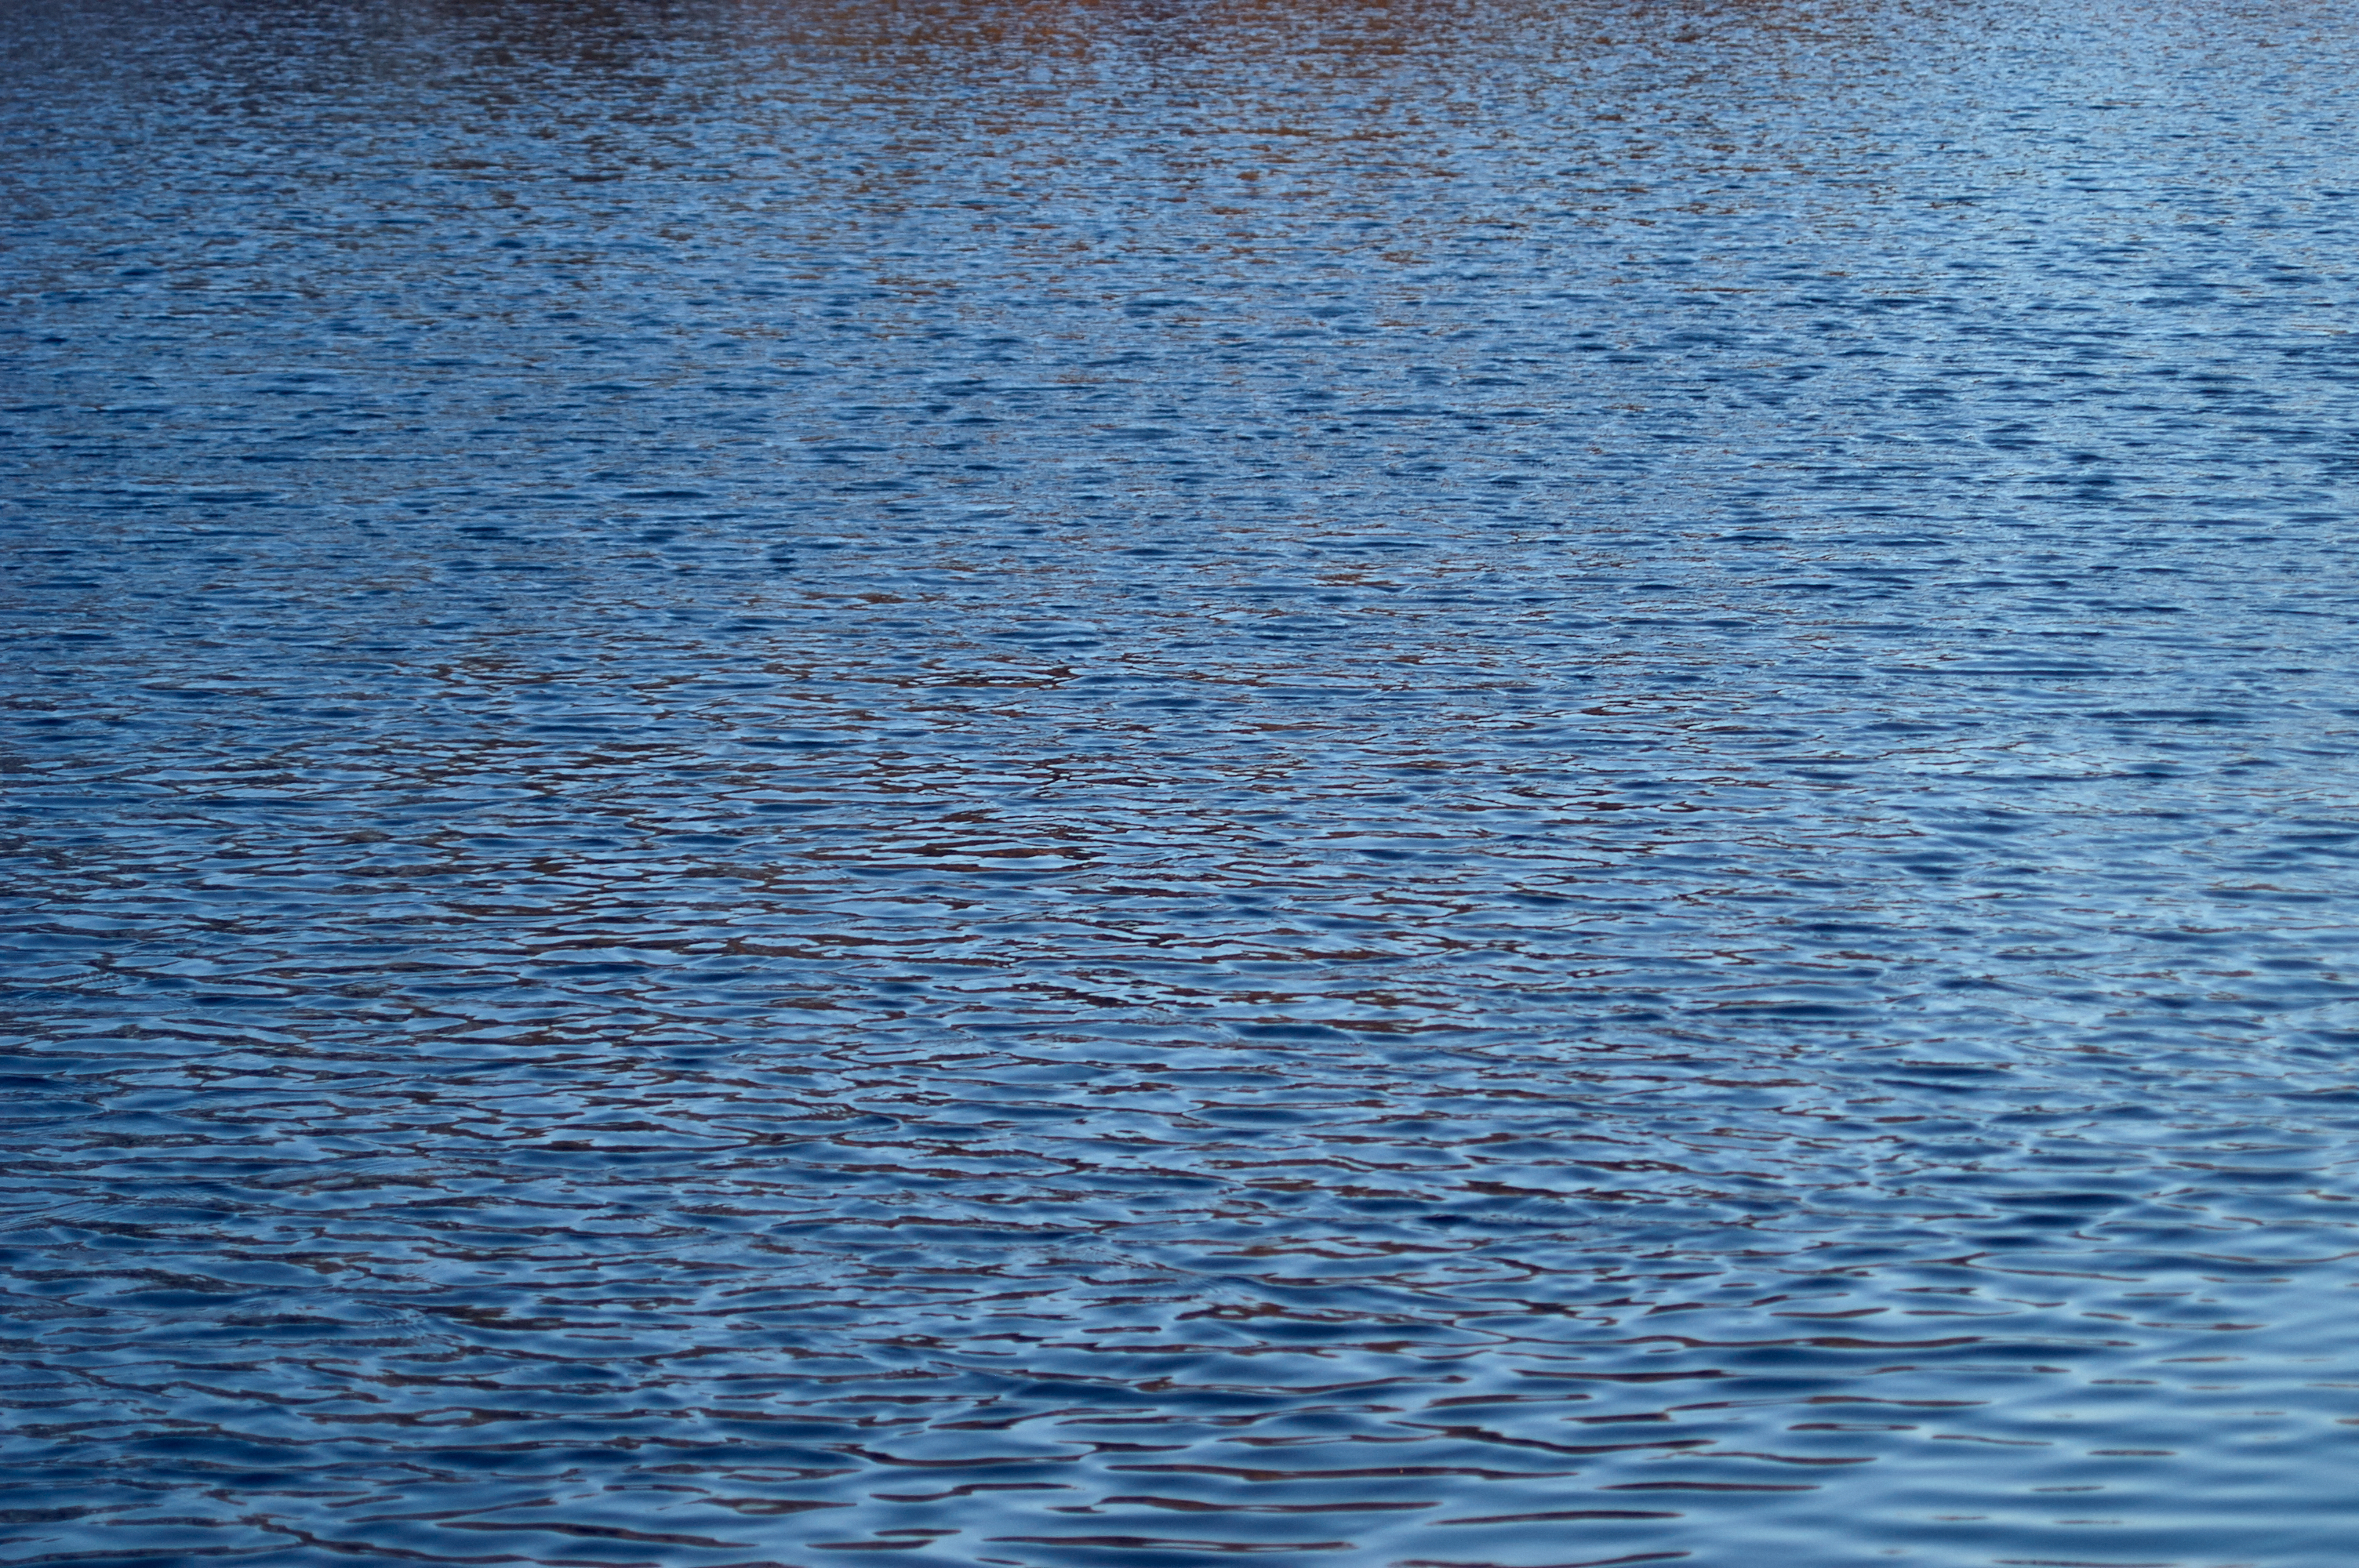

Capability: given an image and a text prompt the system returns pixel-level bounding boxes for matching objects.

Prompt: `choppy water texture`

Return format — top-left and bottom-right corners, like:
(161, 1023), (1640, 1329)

(7, 0), (2359, 1562)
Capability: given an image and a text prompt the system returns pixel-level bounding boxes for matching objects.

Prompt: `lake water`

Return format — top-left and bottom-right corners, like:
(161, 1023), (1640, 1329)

(7, 0), (2359, 1563)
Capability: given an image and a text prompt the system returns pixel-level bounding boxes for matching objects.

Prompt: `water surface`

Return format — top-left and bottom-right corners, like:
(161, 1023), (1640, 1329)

(6, 0), (2359, 1563)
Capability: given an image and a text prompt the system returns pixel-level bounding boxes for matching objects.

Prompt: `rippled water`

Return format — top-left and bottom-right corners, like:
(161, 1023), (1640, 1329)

(8, 0), (2359, 1562)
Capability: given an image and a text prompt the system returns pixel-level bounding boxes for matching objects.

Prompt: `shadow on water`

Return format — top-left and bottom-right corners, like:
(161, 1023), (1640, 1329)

(5, 0), (2359, 1563)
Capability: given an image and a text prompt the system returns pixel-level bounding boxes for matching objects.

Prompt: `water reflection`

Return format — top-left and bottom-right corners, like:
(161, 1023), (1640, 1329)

(7, 0), (2359, 1563)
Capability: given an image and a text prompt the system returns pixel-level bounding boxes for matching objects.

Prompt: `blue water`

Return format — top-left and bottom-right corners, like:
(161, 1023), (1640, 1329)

(6, 0), (2359, 1563)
